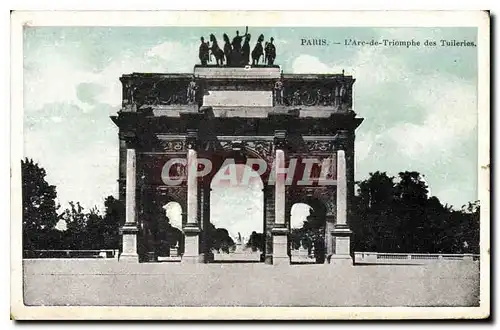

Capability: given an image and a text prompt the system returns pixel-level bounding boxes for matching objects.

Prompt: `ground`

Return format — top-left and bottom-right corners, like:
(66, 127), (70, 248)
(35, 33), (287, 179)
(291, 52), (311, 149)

(23, 259), (480, 307)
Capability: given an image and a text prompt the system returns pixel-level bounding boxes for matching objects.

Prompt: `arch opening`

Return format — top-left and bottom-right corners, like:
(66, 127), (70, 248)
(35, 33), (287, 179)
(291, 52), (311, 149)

(154, 201), (184, 259)
(290, 198), (327, 264)
(209, 162), (265, 262)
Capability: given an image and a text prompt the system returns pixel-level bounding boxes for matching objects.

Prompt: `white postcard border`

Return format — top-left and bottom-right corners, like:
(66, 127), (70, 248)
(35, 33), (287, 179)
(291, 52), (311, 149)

(10, 10), (491, 320)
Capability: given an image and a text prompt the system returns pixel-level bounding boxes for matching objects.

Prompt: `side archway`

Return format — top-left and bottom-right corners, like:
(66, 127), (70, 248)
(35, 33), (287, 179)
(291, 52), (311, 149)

(289, 196), (328, 264)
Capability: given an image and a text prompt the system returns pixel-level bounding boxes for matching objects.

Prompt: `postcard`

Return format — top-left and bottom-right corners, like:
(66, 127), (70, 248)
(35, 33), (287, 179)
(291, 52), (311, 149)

(10, 10), (490, 320)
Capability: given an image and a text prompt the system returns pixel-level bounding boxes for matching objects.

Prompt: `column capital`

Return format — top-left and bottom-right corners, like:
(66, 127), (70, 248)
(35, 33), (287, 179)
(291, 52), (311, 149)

(186, 129), (199, 150)
(273, 130), (287, 150)
(335, 129), (350, 150)
(120, 131), (139, 148)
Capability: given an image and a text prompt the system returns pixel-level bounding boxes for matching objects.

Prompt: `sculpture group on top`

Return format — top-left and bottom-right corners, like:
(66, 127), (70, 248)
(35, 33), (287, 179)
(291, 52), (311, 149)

(199, 27), (276, 67)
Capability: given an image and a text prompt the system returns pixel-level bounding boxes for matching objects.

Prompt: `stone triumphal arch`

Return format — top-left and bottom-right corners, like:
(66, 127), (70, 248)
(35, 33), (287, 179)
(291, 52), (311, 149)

(111, 60), (363, 265)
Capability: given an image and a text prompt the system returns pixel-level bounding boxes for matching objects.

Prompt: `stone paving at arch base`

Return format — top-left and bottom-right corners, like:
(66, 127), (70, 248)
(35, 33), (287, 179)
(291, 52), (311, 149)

(23, 259), (480, 307)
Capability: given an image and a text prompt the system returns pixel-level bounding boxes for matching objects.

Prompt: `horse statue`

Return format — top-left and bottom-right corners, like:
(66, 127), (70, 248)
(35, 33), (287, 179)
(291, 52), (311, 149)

(251, 34), (264, 65)
(223, 33), (232, 66)
(209, 34), (225, 66)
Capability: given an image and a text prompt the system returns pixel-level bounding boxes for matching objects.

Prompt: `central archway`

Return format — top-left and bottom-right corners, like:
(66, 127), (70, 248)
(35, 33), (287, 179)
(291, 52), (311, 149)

(209, 161), (265, 262)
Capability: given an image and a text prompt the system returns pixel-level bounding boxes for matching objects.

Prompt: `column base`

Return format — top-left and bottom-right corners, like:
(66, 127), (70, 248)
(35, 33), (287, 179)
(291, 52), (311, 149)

(329, 255), (353, 266)
(119, 224), (139, 263)
(119, 253), (139, 263)
(331, 224), (352, 266)
(272, 227), (290, 266)
(272, 255), (290, 266)
(181, 255), (203, 264)
(182, 225), (202, 264)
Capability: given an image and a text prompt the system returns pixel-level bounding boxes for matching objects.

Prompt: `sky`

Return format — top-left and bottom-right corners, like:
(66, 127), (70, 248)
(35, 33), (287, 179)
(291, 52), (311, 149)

(23, 27), (478, 237)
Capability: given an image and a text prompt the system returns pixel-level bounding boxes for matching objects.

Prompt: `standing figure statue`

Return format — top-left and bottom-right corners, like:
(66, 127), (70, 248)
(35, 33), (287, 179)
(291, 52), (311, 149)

(231, 26), (249, 66)
(186, 76), (198, 104)
(199, 37), (210, 66)
(315, 88), (323, 106)
(334, 85), (341, 108)
(274, 79), (284, 105)
(339, 83), (347, 106)
(265, 37), (276, 66)
(209, 34), (225, 66)
(223, 33), (232, 67)
(242, 34), (251, 66)
(251, 34), (265, 65)
(231, 26), (248, 52)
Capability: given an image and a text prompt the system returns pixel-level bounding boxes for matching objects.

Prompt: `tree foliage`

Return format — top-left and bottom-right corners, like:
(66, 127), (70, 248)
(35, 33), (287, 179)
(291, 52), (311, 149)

(245, 231), (264, 252)
(22, 158), (59, 233)
(22, 158), (126, 252)
(350, 171), (480, 254)
(206, 223), (236, 253)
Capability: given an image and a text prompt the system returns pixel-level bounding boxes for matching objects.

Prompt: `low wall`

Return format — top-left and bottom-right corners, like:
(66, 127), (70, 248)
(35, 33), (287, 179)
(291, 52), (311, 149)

(23, 259), (480, 307)
(354, 252), (480, 265)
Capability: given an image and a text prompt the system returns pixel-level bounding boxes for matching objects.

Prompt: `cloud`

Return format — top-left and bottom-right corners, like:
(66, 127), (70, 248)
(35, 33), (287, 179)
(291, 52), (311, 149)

(24, 40), (199, 112)
(385, 76), (476, 158)
(24, 120), (118, 210)
(23, 39), (203, 209)
(291, 203), (312, 229)
(23, 47), (95, 112)
(291, 51), (477, 208)
(291, 55), (341, 74)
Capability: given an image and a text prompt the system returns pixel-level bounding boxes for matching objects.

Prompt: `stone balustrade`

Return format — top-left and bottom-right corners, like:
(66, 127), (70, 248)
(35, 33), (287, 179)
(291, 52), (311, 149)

(354, 251), (480, 265)
(23, 249), (118, 259)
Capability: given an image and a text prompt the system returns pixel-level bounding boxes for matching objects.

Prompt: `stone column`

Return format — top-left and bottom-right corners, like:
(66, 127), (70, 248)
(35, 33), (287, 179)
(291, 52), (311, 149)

(331, 147), (352, 265)
(263, 186), (274, 265)
(324, 201), (335, 263)
(336, 150), (347, 226)
(201, 185), (214, 262)
(272, 130), (289, 266)
(118, 133), (127, 202)
(182, 130), (202, 263)
(120, 147), (139, 262)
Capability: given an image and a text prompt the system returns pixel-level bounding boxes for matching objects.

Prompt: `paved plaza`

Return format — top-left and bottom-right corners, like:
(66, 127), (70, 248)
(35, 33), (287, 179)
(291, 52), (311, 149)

(23, 259), (480, 307)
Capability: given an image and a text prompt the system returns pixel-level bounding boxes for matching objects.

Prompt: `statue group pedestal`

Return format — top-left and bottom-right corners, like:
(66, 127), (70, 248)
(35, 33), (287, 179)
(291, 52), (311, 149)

(194, 66), (281, 79)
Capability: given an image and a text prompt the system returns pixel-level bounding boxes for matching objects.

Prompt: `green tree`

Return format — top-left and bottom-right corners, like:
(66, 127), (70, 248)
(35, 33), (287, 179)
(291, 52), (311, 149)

(100, 196), (125, 249)
(62, 201), (87, 232)
(204, 223), (235, 253)
(352, 170), (480, 254)
(60, 197), (124, 250)
(60, 201), (90, 249)
(245, 231), (264, 252)
(85, 206), (105, 249)
(21, 158), (60, 250)
(351, 171), (396, 252)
